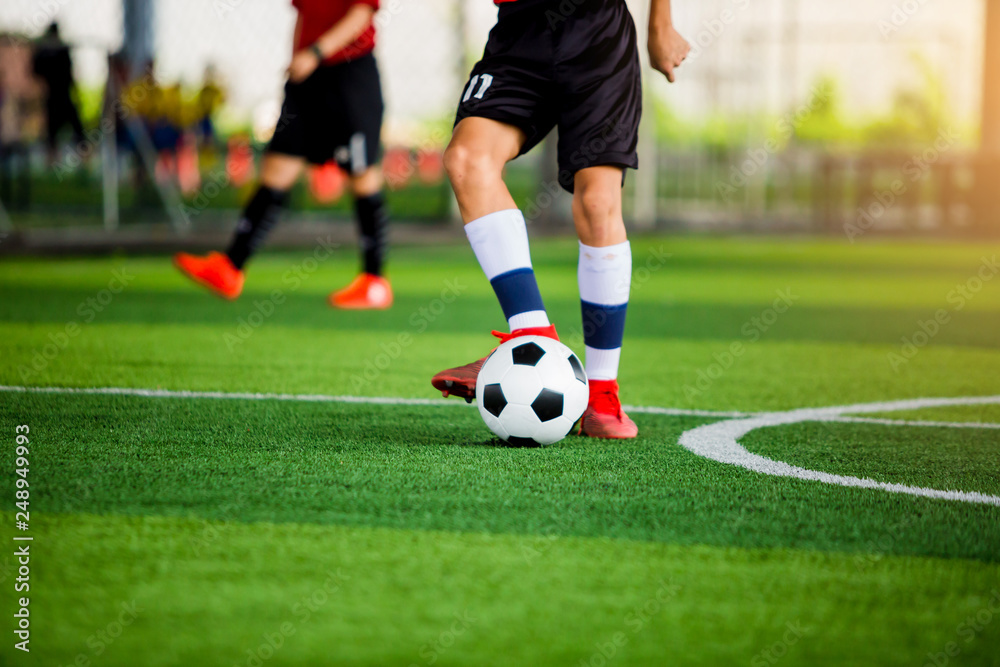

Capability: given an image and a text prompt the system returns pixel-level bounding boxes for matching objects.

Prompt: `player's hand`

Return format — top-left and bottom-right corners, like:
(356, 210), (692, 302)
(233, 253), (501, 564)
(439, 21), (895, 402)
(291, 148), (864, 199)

(288, 49), (320, 83)
(648, 24), (690, 83)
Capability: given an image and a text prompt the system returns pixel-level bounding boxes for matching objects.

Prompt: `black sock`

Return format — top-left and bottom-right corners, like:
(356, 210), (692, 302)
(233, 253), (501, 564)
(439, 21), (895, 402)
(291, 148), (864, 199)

(355, 192), (388, 276)
(225, 186), (289, 270)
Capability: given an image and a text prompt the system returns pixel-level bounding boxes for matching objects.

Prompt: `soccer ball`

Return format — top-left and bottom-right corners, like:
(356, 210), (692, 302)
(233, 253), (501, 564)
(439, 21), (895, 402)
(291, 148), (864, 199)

(475, 336), (589, 446)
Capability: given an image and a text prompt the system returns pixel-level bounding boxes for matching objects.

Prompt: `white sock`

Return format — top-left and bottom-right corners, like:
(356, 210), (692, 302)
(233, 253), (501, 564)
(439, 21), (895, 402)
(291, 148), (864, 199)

(583, 347), (623, 382)
(466, 209), (549, 330)
(578, 240), (631, 380)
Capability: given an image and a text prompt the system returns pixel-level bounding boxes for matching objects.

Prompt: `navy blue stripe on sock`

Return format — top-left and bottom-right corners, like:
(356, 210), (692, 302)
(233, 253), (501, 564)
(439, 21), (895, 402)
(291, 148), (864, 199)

(581, 300), (628, 350)
(490, 268), (546, 321)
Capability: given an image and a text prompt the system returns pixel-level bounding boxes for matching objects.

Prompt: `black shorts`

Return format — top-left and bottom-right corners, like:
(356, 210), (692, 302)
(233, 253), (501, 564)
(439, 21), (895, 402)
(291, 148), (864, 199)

(268, 53), (384, 173)
(455, 0), (641, 192)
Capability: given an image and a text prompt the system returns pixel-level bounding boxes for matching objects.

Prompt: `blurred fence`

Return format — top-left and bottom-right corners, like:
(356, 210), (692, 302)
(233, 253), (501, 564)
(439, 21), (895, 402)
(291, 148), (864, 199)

(0, 0), (993, 243)
(654, 148), (1000, 235)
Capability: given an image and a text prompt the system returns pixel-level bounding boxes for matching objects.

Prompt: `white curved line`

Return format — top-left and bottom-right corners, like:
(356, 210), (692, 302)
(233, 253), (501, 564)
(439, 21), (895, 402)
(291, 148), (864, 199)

(678, 396), (1000, 506)
(828, 416), (1000, 430)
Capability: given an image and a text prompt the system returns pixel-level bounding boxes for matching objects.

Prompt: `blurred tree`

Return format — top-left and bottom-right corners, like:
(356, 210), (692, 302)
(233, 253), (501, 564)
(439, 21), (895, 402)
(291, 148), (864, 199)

(787, 76), (856, 148)
(651, 55), (977, 154)
(862, 54), (952, 148)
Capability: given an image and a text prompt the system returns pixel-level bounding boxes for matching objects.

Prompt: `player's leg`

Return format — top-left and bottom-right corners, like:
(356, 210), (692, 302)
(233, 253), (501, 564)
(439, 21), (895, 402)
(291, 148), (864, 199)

(44, 100), (62, 166)
(445, 117), (520, 222)
(173, 151), (304, 300)
(446, 117), (552, 333)
(224, 152), (305, 269)
(174, 72), (314, 300)
(349, 166), (387, 279)
(329, 165), (393, 309)
(67, 98), (86, 155)
(572, 166), (637, 439)
(431, 1), (561, 400)
(431, 117), (559, 400)
(551, 0), (642, 437)
(328, 53), (393, 310)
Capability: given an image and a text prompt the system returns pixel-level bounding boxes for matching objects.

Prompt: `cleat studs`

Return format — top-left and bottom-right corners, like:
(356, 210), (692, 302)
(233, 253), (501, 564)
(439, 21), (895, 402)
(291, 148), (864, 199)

(464, 396), (473, 404)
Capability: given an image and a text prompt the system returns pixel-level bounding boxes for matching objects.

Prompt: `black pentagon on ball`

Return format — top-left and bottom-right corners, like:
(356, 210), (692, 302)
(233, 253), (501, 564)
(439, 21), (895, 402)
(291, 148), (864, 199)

(505, 435), (542, 448)
(567, 354), (587, 384)
(482, 383), (507, 417)
(511, 341), (545, 366)
(531, 388), (564, 422)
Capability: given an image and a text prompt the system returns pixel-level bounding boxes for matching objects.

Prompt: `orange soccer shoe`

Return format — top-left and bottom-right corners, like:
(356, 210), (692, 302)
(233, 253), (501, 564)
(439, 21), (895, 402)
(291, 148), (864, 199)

(328, 273), (393, 310)
(578, 379), (638, 439)
(173, 251), (245, 300)
(432, 324), (558, 403)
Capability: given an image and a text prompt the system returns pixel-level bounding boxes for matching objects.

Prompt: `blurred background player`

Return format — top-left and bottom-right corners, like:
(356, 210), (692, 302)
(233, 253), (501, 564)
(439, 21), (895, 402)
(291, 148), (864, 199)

(0, 36), (37, 211)
(193, 64), (225, 160)
(32, 22), (86, 167)
(431, 0), (690, 438)
(173, 0), (391, 309)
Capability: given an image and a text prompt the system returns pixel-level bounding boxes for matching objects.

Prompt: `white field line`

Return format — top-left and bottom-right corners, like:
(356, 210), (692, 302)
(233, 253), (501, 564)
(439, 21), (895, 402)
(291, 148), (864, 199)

(0, 384), (742, 418)
(828, 416), (1000, 430)
(0, 384), (459, 406)
(679, 396), (1000, 507)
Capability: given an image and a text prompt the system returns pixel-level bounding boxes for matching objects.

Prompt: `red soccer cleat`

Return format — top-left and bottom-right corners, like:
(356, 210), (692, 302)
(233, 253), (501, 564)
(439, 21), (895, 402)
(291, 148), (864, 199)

(329, 273), (393, 310)
(578, 379), (638, 439)
(173, 251), (245, 300)
(432, 324), (558, 403)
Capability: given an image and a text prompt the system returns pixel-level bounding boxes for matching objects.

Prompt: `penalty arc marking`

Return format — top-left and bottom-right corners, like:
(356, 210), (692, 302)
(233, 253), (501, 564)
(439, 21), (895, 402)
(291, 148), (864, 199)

(678, 395), (1000, 507)
(1, 385), (998, 506)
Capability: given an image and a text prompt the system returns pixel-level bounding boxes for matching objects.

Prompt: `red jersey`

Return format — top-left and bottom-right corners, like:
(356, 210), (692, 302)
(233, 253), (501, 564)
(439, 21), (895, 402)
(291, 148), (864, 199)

(292, 0), (379, 65)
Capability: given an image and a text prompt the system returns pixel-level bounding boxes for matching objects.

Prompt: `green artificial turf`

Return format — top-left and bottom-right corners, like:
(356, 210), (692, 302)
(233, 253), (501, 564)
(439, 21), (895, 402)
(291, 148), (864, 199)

(4, 512), (1000, 667)
(1, 236), (999, 666)
(1, 392), (998, 562)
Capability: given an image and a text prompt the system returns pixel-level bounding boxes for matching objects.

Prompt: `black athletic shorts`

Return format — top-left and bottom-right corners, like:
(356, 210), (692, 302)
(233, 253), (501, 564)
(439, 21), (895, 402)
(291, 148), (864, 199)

(455, 0), (642, 192)
(269, 53), (384, 173)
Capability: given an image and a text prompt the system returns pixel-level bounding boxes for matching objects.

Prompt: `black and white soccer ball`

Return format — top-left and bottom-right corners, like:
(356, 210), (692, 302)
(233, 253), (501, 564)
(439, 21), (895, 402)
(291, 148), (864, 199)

(475, 335), (589, 446)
